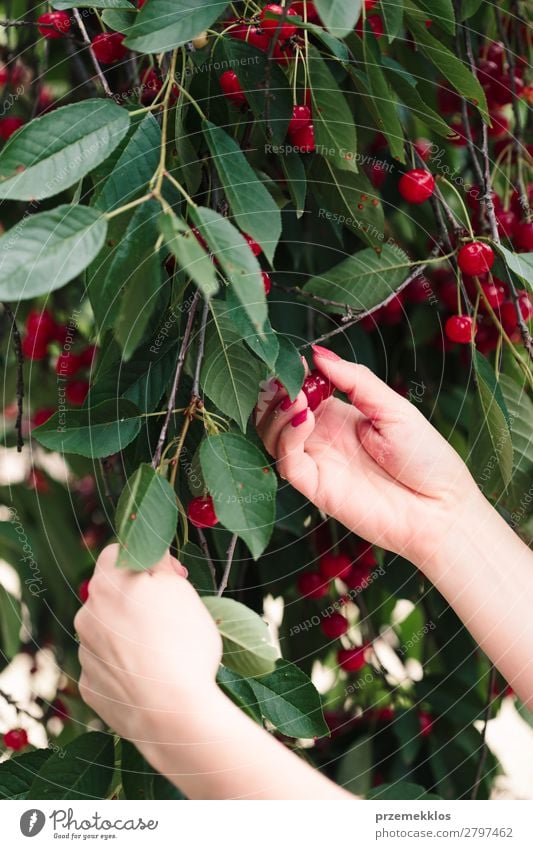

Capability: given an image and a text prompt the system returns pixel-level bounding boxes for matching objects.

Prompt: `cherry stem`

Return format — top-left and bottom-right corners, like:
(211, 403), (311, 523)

(437, 176), (475, 240)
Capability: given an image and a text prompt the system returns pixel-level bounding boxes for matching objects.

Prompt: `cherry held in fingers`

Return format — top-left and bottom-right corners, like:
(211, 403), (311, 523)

(187, 495), (219, 528)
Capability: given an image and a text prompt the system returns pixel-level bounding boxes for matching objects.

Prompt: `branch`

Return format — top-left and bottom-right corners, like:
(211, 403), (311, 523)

(192, 298), (209, 399)
(197, 527), (217, 588)
(471, 664), (497, 799)
(152, 291), (200, 468)
(218, 533), (238, 596)
(73, 9), (113, 98)
(3, 303), (24, 452)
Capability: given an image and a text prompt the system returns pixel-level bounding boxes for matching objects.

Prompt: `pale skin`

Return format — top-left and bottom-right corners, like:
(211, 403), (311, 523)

(75, 345), (533, 800)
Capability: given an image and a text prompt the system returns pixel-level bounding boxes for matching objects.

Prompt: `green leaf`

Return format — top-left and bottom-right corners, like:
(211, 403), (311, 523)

(413, 0), (455, 33)
(125, 0), (229, 52)
(216, 666), (262, 721)
(362, 38), (405, 162)
(158, 210), (218, 299)
(458, 0), (484, 19)
(115, 204), (164, 361)
(385, 64), (452, 138)
(218, 39), (293, 146)
(308, 158), (385, 249)
(275, 335), (305, 401)
(203, 121), (281, 264)
(314, 0), (362, 37)
(0, 584), (21, 660)
(121, 740), (185, 799)
(303, 244), (411, 312)
(26, 732), (114, 800)
(0, 100), (129, 201)
(405, 12), (489, 121)
(88, 340), (178, 413)
(32, 399), (141, 459)
(190, 206), (267, 333)
(201, 303), (268, 431)
(368, 781), (443, 800)
(0, 750), (53, 800)
(249, 660), (328, 738)
(380, 0), (404, 41)
(115, 463), (178, 570)
(53, 0), (134, 7)
(178, 541), (216, 594)
(281, 151), (307, 218)
(93, 113), (161, 213)
(203, 596), (278, 677)
(469, 352), (513, 492)
(200, 432), (277, 559)
(499, 375), (533, 520)
(0, 205), (107, 301)
(308, 46), (358, 173)
(225, 287), (280, 371)
(336, 735), (373, 795)
(494, 246), (533, 294)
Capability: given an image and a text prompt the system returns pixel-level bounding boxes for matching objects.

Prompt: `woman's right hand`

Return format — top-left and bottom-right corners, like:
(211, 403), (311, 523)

(256, 346), (485, 566)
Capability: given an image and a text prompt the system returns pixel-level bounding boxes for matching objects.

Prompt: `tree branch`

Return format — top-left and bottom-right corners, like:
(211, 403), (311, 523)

(3, 303), (24, 452)
(192, 298), (209, 399)
(218, 533), (238, 596)
(73, 9), (113, 98)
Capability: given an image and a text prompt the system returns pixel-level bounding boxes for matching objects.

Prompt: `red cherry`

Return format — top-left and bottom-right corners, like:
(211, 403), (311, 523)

(365, 0), (379, 8)
(51, 698), (70, 720)
(445, 315), (476, 344)
(27, 468), (49, 492)
(344, 562), (372, 590)
(192, 227), (208, 251)
(414, 138), (432, 162)
(481, 280), (506, 308)
(91, 32), (127, 65)
(368, 161), (387, 189)
(320, 612), (349, 639)
(475, 319), (499, 355)
(262, 271), (272, 295)
(33, 408), (55, 428)
(495, 209), (517, 240)
(486, 41), (505, 70)
(78, 579), (90, 604)
(139, 68), (163, 105)
(514, 221), (533, 252)
(243, 232), (262, 255)
(438, 85), (462, 114)
(419, 711), (433, 737)
(3, 728), (28, 751)
(220, 70), (247, 106)
(448, 120), (468, 146)
(457, 242), (495, 276)
(314, 369), (333, 402)
(25, 309), (55, 342)
(37, 11), (71, 39)
(260, 5), (299, 40)
(319, 552), (352, 580)
(337, 646), (367, 673)
(0, 117), (24, 141)
(56, 353), (82, 378)
(288, 104), (311, 133)
(187, 495), (219, 528)
(65, 380), (89, 406)
(22, 334), (48, 360)
(368, 15), (384, 37)
(272, 41), (295, 64)
(488, 74), (524, 107)
(288, 122), (315, 152)
(297, 571), (329, 599)
(488, 111), (510, 138)
(292, 1), (319, 22)
(398, 168), (435, 203)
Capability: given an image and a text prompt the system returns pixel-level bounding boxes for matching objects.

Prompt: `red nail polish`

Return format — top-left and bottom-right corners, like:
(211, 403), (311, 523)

(291, 408), (308, 427)
(280, 396), (296, 411)
(312, 344), (340, 361)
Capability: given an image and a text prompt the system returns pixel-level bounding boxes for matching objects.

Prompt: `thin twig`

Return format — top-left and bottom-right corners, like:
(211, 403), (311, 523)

(471, 664), (497, 799)
(152, 292), (200, 468)
(218, 533), (238, 596)
(197, 527), (217, 587)
(192, 299), (210, 399)
(73, 9), (113, 98)
(3, 303), (24, 452)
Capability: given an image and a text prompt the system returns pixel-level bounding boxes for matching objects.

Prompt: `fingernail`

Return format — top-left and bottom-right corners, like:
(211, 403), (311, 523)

(280, 395), (296, 411)
(291, 408), (308, 427)
(312, 344), (340, 361)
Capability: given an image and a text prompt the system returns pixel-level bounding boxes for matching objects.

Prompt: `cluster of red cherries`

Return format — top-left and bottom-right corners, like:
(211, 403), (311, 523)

(21, 308), (94, 408)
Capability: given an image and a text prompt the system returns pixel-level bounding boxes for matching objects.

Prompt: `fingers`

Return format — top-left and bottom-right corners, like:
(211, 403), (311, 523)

(311, 346), (412, 423)
(255, 358), (309, 428)
(276, 407), (318, 499)
(149, 550), (188, 579)
(258, 389), (309, 458)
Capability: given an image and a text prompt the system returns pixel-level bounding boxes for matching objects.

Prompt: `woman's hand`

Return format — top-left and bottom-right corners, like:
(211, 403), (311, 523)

(74, 545), (222, 748)
(257, 346), (483, 565)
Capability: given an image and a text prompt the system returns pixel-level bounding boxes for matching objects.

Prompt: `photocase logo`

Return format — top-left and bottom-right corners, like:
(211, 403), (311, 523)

(20, 809), (46, 837)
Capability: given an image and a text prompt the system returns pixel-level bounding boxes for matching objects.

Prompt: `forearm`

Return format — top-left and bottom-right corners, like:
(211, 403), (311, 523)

(138, 687), (353, 800)
(418, 491), (533, 709)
